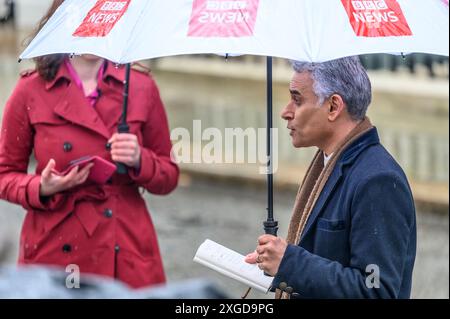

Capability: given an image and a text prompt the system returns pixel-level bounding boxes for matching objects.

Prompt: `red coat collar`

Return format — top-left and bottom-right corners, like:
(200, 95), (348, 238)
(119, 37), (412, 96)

(45, 59), (126, 90)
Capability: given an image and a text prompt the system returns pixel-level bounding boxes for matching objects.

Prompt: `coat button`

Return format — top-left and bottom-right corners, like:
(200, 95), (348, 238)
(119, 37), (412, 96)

(285, 286), (294, 294)
(278, 282), (287, 291)
(114, 244), (120, 252)
(105, 143), (112, 151)
(104, 208), (113, 218)
(63, 142), (73, 152)
(62, 244), (72, 253)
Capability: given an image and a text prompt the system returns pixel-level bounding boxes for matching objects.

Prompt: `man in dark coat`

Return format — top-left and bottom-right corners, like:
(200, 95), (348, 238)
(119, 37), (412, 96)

(246, 56), (416, 299)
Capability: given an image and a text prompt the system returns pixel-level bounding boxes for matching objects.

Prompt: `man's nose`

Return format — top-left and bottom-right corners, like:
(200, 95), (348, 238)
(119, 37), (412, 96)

(281, 103), (293, 121)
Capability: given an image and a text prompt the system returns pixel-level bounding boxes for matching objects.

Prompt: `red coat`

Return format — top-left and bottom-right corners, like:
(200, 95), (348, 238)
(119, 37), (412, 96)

(0, 62), (179, 288)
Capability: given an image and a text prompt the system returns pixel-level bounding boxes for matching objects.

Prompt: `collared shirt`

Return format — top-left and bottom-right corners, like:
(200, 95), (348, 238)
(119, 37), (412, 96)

(324, 152), (333, 167)
(64, 58), (105, 107)
(45, 58), (127, 93)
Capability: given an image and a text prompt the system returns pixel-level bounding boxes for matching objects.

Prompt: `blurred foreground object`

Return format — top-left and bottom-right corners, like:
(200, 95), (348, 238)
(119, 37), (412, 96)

(0, 265), (227, 299)
(0, 0), (14, 25)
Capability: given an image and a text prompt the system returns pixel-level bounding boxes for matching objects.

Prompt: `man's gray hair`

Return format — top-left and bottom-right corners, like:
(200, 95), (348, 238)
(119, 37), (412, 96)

(291, 56), (372, 121)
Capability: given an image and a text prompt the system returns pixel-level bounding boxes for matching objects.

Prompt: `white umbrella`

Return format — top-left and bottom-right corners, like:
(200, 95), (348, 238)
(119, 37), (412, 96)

(18, 0), (449, 236)
(20, 0), (449, 63)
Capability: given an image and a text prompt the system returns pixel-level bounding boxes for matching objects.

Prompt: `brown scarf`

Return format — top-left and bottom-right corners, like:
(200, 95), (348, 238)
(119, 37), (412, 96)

(275, 117), (373, 299)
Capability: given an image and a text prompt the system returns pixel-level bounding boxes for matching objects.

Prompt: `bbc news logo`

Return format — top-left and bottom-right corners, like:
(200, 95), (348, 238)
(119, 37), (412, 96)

(351, 0), (388, 11)
(73, 0), (131, 37)
(188, 0), (260, 37)
(100, 1), (128, 11)
(206, 0), (248, 10)
(342, 0), (412, 37)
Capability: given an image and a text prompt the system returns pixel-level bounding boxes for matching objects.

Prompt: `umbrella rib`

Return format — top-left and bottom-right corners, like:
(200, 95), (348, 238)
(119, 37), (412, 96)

(119, 1), (152, 64)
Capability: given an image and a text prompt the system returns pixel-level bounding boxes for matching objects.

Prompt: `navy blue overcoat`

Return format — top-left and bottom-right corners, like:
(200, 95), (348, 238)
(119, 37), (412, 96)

(273, 128), (416, 298)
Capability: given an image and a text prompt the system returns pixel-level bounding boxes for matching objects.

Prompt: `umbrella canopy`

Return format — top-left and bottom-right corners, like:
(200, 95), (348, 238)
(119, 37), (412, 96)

(20, 0), (449, 63)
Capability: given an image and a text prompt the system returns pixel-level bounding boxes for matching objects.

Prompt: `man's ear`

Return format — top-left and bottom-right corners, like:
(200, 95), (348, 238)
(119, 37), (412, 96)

(327, 94), (345, 122)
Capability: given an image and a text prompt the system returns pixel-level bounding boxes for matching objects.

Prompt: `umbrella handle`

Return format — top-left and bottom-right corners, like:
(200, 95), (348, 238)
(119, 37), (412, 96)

(263, 219), (278, 277)
(116, 122), (130, 174)
(263, 219), (278, 236)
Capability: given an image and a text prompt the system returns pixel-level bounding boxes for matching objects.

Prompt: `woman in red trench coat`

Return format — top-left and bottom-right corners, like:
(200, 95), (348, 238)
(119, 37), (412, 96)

(0, 2), (179, 289)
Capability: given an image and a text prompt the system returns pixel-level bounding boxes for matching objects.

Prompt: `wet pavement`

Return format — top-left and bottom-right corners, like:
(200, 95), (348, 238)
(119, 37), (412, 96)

(0, 175), (448, 299)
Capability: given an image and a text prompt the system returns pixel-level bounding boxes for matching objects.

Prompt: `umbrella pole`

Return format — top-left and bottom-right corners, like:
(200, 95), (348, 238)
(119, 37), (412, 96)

(263, 57), (278, 237)
(116, 63), (131, 174)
